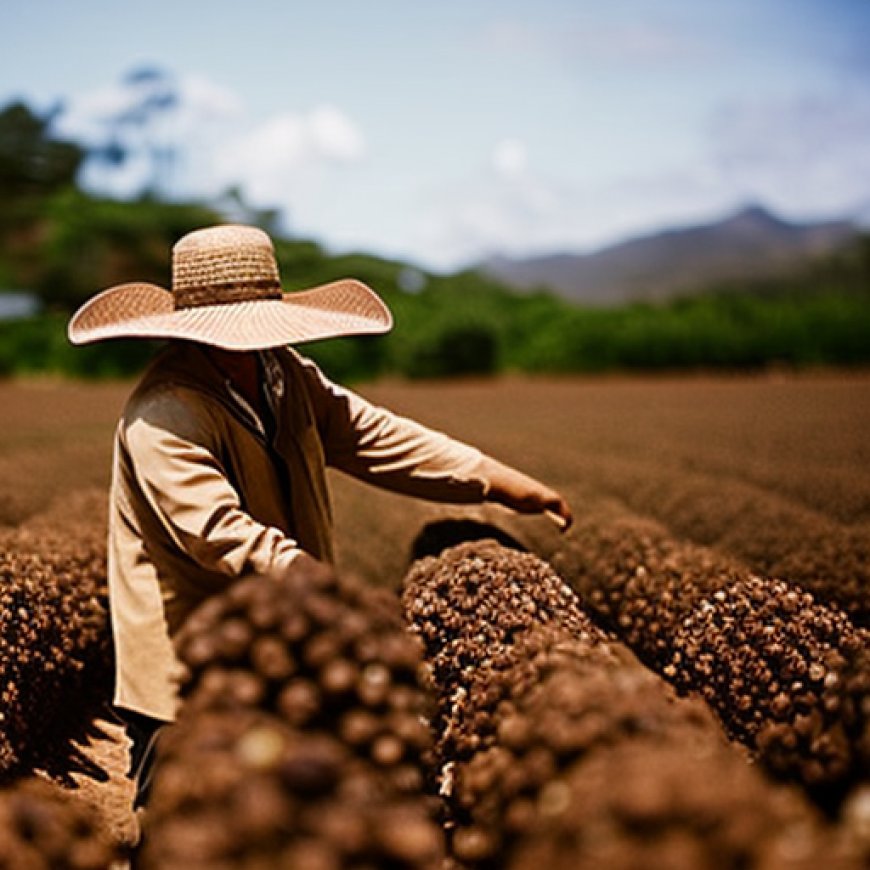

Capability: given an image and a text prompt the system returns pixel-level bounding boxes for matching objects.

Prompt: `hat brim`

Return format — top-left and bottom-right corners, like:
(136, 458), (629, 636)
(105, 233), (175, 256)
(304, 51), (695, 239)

(67, 279), (393, 350)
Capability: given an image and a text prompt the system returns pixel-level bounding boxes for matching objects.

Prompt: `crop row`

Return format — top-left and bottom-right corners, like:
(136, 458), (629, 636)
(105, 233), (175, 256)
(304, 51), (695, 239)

(401, 540), (866, 868)
(553, 511), (870, 806)
(1, 504), (868, 865)
(0, 522), (112, 784)
(141, 558), (443, 869)
(0, 776), (118, 869)
(643, 441), (870, 526)
(566, 453), (870, 626)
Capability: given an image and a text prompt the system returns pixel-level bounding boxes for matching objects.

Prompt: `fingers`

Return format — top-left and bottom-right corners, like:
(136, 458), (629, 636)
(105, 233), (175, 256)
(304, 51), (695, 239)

(479, 456), (572, 531)
(545, 495), (573, 532)
(545, 509), (569, 531)
(509, 489), (570, 524)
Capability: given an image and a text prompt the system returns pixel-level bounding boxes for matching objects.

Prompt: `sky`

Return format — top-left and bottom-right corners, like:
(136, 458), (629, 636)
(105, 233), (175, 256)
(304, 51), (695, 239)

(2, 0), (869, 271)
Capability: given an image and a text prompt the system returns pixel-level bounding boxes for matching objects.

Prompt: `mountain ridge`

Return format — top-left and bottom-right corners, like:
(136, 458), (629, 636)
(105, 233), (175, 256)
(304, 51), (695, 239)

(480, 205), (858, 305)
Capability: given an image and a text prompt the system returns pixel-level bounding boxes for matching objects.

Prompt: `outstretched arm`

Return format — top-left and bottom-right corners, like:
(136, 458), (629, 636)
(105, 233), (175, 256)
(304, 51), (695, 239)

(476, 455), (573, 531)
(296, 352), (571, 528)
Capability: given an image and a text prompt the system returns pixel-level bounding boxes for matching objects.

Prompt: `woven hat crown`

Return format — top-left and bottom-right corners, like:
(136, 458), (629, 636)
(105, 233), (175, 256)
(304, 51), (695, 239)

(172, 225), (282, 309)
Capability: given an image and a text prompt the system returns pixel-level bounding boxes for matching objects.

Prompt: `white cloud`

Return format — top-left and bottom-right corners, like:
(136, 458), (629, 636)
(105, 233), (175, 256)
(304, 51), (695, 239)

(308, 105), (366, 161)
(411, 167), (590, 269)
(52, 71), (244, 199)
(478, 17), (704, 65)
(51, 71), (365, 212)
(405, 85), (870, 270)
(491, 138), (527, 178)
(213, 105), (365, 205)
(53, 88), (132, 141)
(181, 73), (244, 119)
(567, 22), (702, 64)
(708, 89), (870, 216)
(53, 71), (241, 145)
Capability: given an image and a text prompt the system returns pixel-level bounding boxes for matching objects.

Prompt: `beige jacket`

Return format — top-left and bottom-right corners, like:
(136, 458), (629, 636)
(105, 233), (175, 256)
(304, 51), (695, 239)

(109, 341), (489, 721)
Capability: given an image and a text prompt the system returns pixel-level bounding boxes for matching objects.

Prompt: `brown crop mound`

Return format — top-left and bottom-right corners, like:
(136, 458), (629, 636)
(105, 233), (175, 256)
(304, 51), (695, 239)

(0, 520), (112, 784)
(1, 375), (869, 863)
(556, 515), (870, 806)
(403, 540), (864, 868)
(141, 557), (443, 869)
(0, 777), (118, 869)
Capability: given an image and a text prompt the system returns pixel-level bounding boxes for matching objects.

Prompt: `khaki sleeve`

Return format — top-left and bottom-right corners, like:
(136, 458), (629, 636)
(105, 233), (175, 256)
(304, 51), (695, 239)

(124, 390), (304, 580)
(298, 357), (490, 503)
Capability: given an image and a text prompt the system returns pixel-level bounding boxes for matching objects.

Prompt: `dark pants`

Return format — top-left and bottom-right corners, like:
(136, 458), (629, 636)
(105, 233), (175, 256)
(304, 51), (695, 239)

(117, 708), (166, 809)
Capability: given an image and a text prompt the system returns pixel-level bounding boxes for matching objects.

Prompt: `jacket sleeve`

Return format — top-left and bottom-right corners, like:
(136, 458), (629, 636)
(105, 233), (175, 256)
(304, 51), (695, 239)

(296, 355), (490, 503)
(123, 389), (304, 580)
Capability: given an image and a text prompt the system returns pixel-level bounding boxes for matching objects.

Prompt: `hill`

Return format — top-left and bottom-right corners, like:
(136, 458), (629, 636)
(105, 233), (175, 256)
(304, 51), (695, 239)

(482, 205), (858, 305)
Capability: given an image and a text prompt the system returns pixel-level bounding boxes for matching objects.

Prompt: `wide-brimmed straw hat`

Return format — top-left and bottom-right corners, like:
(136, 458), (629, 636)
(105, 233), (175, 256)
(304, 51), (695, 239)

(67, 224), (393, 350)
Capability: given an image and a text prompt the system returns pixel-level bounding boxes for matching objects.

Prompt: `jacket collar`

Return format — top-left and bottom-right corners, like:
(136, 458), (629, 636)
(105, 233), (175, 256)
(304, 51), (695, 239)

(142, 341), (277, 440)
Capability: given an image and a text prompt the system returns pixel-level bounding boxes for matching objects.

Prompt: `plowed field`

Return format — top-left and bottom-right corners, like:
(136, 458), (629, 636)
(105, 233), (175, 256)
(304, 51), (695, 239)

(0, 372), (868, 867)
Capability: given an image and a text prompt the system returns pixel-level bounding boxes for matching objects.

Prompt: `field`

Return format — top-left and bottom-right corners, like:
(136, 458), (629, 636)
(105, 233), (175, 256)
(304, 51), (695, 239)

(1, 371), (869, 866)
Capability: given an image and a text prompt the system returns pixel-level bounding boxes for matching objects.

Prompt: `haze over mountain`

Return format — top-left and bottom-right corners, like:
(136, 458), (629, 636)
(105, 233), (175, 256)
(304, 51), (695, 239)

(482, 205), (858, 306)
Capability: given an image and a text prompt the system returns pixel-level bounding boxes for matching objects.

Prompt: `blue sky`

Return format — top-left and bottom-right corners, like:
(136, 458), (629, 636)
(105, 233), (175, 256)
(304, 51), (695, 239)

(2, 0), (869, 270)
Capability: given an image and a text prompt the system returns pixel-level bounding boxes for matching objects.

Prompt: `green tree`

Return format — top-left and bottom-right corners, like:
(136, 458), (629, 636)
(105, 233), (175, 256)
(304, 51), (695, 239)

(0, 101), (84, 200)
(35, 191), (221, 309)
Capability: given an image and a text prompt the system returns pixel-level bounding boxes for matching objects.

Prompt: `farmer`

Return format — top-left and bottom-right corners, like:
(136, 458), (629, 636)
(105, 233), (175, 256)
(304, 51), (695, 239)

(67, 223), (572, 803)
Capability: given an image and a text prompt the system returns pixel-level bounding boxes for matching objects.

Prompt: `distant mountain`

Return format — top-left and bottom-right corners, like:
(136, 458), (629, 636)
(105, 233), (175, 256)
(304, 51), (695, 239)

(481, 205), (859, 305)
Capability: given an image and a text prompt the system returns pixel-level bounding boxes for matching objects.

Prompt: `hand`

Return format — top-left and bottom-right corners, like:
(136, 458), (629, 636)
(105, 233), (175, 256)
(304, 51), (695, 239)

(479, 457), (573, 532)
(276, 550), (331, 583)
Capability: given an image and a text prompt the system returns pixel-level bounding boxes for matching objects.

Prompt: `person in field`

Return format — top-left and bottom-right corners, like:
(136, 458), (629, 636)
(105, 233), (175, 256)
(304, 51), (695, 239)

(67, 223), (572, 804)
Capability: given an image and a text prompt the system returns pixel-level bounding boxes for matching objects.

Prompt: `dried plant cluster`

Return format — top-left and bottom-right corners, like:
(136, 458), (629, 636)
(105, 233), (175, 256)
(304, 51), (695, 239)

(0, 777), (118, 869)
(556, 515), (870, 804)
(402, 538), (604, 774)
(576, 457), (870, 627)
(1, 375), (868, 865)
(0, 527), (112, 783)
(402, 541), (865, 868)
(140, 558), (444, 869)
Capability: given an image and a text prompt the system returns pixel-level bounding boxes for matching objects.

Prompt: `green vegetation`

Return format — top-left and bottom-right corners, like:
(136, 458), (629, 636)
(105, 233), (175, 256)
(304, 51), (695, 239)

(510, 287), (870, 373)
(1, 98), (869, 381)
(3, 264), (869, 381)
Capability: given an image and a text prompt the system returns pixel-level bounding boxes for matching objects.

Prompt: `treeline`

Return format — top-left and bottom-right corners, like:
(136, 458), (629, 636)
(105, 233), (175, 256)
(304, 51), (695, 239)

(2, 244), (869, 381)
(1, 100), (869, 381)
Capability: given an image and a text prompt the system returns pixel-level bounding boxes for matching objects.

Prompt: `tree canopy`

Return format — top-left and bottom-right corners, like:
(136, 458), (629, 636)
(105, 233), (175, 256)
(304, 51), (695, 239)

(0, 102), (83, 200)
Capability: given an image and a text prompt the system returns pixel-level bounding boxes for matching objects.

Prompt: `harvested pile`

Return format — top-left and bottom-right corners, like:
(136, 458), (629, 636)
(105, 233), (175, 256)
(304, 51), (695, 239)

(403, 538), (603, 773)
(0, 528), (112, 783)
(143, 707), (442, 869)
(140, 557), (443, 869)
(578, 455), (870, 627)
(0, 776), (118, 869)
(555, 515), (870, 805)
(403, 540), (864, 868)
